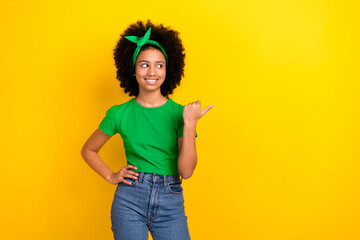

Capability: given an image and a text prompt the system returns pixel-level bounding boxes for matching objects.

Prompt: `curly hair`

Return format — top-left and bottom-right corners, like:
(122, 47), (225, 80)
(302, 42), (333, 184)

(113, 20), (185, 97)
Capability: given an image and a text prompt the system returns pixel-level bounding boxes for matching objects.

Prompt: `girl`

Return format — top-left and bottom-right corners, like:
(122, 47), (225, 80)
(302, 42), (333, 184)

(81, 20), (213, 240)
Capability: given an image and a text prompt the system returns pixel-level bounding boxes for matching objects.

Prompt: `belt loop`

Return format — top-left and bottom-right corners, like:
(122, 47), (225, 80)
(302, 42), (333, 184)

(138, 172), (144, 184)
(163, 175), (167, 187)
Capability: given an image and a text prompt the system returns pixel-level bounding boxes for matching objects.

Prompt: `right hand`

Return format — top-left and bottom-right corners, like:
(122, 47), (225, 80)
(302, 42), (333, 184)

(108, 165), (139, 185)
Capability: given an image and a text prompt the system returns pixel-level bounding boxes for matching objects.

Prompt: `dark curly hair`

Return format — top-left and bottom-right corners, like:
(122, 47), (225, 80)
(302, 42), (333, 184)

(113, 20), (185, 97)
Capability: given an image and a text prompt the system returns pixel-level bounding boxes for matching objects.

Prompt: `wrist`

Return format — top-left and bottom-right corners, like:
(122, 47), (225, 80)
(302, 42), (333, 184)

(106, 172), (115, 184)
(184, 121), (197, 127)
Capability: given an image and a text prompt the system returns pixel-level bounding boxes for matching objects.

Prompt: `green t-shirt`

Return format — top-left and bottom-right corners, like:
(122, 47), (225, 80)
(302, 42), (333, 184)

(99, 98), (197, 175)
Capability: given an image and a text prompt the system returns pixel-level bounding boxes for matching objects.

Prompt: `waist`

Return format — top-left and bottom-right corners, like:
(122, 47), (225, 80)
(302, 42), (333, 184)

(137, 172), (182, 183)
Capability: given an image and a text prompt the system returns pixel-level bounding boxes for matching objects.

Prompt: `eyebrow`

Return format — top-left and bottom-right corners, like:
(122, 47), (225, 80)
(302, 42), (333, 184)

(138, 60), (165, 64)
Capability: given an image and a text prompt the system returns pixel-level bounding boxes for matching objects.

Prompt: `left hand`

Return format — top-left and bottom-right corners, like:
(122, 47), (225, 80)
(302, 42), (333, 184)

(183, 100), (214, 125)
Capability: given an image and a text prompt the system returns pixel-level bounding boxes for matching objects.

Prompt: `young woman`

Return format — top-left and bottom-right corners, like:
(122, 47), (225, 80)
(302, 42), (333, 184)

(81, 20), (213, 240)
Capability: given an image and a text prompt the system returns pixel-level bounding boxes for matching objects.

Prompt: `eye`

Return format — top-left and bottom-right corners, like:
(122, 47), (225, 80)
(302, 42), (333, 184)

(141, 63), (148, 67)
(156, 64), (163, 68)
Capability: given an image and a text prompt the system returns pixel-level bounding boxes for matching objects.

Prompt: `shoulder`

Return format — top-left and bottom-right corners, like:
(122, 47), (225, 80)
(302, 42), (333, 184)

(167, 99), (184, 122)
(104, 98), (134, 115)
(168, 98), (184, 111)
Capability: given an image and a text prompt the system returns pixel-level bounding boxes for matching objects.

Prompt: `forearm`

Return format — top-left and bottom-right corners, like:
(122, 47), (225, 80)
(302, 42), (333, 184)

(178, 123), (197, 179)
(81, 148), (114, 183)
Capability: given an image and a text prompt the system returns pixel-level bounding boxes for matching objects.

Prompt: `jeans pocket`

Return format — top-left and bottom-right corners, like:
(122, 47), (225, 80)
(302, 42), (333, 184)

(167, 180), (183, 194)
(120, 177), (137, 186)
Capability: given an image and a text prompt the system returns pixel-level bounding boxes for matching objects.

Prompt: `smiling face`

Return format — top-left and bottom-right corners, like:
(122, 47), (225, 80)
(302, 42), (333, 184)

(134, 47), (166, 95)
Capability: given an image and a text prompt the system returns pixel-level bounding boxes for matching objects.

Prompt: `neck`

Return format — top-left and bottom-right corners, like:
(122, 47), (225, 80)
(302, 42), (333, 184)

(136, 91), (168, 108)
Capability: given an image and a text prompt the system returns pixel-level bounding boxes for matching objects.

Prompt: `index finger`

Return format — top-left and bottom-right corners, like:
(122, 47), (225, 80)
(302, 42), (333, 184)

(126, 165), (138, 170)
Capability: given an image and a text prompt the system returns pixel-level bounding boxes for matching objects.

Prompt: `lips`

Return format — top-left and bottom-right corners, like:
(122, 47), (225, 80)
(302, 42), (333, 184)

(145, 78), (158, 85)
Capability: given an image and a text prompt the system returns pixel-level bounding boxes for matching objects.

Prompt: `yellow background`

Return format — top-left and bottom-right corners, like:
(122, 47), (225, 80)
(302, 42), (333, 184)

(2, 0), (360, 239)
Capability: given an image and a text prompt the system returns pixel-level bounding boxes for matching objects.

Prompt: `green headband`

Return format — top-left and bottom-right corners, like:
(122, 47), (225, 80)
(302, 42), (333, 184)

(124, 27), (168, 67)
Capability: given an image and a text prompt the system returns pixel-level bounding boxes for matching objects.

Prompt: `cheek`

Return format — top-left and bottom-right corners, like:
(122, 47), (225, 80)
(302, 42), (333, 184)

(134, 70), (144, 81)
(160, 69), (166, 78)
(134, 68), (145, 77)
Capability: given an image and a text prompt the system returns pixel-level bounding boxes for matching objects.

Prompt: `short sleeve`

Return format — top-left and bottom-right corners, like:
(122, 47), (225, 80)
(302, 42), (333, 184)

(176, 106), (198, 138)
(99, 105), (118, 136)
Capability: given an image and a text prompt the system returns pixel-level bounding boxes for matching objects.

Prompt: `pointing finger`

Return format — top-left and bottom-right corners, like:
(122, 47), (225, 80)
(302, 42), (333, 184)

(201, 105), (214, 116)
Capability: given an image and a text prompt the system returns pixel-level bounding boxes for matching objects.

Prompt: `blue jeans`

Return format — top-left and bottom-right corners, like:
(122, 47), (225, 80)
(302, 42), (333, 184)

(110, 172), (191, 240)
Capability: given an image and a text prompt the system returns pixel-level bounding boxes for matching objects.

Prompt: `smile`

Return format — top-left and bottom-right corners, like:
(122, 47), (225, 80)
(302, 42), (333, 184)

(145, 79), (158, 84)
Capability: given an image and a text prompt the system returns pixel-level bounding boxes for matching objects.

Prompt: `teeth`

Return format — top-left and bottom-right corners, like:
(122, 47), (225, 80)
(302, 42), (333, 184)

(146, 79), (157, 83)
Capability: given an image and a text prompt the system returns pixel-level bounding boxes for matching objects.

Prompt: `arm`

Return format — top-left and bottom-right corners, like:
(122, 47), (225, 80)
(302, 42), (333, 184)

(177, 100), (214, 179)
(177, 123), (197, 179)
(80, 128), (138, 185)
(81, 128), (115, 183)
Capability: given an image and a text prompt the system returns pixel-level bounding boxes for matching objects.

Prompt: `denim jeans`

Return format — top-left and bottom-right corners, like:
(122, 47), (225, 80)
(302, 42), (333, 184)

(110, 172), (191, 240)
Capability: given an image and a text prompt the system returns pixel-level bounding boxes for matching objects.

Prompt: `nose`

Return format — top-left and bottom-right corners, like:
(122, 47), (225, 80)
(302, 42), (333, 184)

(147, 66), (156, 76)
